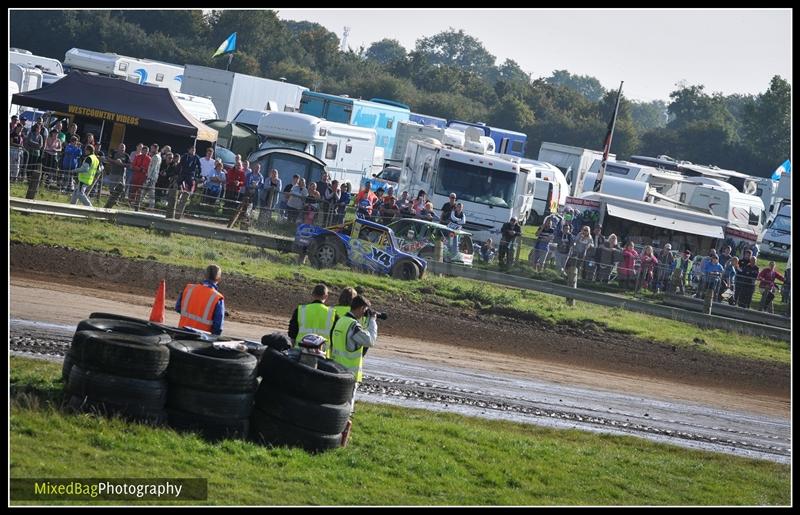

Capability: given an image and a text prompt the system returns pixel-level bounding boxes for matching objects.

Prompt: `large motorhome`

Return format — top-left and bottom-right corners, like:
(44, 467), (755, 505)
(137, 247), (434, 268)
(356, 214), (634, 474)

(398, 128), (533, 243)
(256, 111), (381, 187)
(518, 159), (568, 225)
(538, 142), (614, 195)
(181, 64), (307, 121)
(409, 112), (447, 128)
(391, 120), (449, 162)
(446, 120), (527, 158)
(64, 48), (184, 91)
(9, 49), (64, 75)
(298, 91), (410, 158)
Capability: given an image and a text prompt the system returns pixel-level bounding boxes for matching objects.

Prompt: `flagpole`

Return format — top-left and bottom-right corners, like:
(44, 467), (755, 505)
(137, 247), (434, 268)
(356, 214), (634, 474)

(226, 53), (233, 71)
(593, 81), (624, 193)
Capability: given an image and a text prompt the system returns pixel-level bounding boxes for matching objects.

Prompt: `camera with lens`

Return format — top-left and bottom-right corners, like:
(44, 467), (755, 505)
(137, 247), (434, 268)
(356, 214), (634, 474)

(365, 308), (388, 320)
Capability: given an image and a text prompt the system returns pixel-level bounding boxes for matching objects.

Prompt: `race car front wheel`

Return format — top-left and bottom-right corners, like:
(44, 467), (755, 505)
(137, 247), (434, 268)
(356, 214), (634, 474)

(308, 237), (344, 268)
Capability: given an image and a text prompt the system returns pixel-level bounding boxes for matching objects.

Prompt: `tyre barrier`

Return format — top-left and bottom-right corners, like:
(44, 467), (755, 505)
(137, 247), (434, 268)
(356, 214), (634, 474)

(252, 346), (356, 452)
(165, 340), (258, 441)
(63, 318), (355, 450)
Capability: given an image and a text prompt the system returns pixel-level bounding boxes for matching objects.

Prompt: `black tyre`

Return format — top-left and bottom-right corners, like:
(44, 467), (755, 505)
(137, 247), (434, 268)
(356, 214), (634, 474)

(259, 348), (355, 405)
(261, 333), (293, 352)
(61, 351), (75, 385)
(167, 384), (254, 419)
(167, 340), (258, 393)
(66, 394), (167, 425)
(255, 386), (350, 434)
(75, 318), (171, 344)
(391, 259), (420, 281)
(308, 236), (345, 268)
(250, 408), (341, 453)
(89, 312), (207, 341)
(167, 409), (249, 441)
(66, 365), (167, 409)
(71, 331), (170, 379)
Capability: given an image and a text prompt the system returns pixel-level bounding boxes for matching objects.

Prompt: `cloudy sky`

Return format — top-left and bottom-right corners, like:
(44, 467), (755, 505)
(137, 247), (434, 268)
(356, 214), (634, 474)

(277, 8), (791, 102)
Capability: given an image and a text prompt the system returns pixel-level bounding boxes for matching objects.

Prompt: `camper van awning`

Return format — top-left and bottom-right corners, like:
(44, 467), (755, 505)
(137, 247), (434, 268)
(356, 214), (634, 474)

(605, 203), (725, 239)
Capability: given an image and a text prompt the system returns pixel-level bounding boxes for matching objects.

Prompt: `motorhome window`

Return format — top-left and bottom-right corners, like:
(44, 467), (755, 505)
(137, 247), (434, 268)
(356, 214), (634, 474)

(421, 158), (432, 183)
(325, 144), (338, 160)
(268, 155), (322, 186)
(605, 164), (630, 176)
(679, 192), (686, 203)
(119, 62), (128, 71)
(345, 144), (352, 154)
(156, 73), (164, 82)
(748, 209), (760, 226)
(434, 158), (517, 208)
(380, 167), (401, 183)
(511, 140), (524, 153)
(262, 137), (306, 152)
(386, 119), (393, 129)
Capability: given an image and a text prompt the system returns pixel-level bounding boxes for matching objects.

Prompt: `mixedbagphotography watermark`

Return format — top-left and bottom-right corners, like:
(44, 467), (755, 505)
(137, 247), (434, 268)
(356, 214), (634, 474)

(11, 478), (207, 501)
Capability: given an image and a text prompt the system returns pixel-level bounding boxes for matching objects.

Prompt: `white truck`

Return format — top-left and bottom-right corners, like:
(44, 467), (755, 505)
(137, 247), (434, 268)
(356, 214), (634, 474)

(64, 48), (184, 91)
(256, 111), (381, 187)
(537, 141), (615, 196)
(180, 64), (307, 122)
(398, 128), (533, 243)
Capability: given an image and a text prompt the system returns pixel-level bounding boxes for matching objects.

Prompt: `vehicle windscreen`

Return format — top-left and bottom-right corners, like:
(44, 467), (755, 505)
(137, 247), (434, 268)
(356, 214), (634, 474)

(770, 215), (790, 233)
(434, 158), (516, 208)
(214, 146), (236, 166)
(261, 137), (307, 152)
(380, 167), (401, 182)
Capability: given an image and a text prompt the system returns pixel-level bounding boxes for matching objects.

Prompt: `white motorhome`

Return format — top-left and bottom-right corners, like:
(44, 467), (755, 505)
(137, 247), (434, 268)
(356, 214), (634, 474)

(9, 49), (64, 75)
(172, 92), (218, 122)
(761, 202), (791, 260)
(256, 111), (380, 186)
(9, 81), (19, 116)
(391, 120), (448, 162)
(9, 63), (43, 93)
(64, 48), (185, 91)
(180, 64), (307, 121)
(537, 142), (615, 196)
(398, 129), (533, 243)
(233, 108), (271, 132)
(518, 159), (568, 225)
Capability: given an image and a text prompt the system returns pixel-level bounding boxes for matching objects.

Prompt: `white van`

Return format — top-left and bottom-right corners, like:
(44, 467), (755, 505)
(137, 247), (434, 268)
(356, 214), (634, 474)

(761, 203), (791, 259)
(257, 111), (380, 186)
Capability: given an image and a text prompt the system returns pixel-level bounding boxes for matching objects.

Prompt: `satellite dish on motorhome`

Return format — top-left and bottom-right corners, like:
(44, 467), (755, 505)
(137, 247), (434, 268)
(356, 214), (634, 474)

(463, 126), (484, 154)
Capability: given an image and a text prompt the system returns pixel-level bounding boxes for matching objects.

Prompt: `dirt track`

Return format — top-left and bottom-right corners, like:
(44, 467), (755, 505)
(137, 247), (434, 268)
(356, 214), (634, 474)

(9, 243), (790, 411)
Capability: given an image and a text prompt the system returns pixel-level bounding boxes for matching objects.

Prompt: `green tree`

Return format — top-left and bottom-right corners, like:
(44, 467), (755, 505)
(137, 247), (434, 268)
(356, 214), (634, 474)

(630, 100), (669, 132)
(545, 70), (606, 102)
(741, 75), (791, 173)
(414, 28), (496, 80)
(365, 39), (407, 66)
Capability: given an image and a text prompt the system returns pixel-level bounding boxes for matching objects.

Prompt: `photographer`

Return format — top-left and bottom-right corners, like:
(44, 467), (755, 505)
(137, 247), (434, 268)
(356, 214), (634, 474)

(329, 295), (379, 446)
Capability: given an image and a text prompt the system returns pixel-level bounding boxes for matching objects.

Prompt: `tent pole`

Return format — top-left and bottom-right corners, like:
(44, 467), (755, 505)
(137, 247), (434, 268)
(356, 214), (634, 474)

(98, 119), (106, 150)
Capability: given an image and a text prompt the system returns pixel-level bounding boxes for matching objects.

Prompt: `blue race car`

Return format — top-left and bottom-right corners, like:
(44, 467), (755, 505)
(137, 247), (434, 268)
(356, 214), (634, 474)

(295, 218), (427, 280)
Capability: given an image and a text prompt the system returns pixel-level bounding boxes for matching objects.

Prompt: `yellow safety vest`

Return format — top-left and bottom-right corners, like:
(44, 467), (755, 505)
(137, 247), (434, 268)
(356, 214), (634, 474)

(295, 302), (335, 346)
(78, 154), (100, 186)
(330, 315), (363, 382)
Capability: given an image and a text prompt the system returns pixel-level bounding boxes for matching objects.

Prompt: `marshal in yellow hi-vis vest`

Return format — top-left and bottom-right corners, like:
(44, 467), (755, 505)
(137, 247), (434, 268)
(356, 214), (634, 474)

(295, 302), (335, 346)
(330, 315), (364, 382)
(78, 154), (100, 186)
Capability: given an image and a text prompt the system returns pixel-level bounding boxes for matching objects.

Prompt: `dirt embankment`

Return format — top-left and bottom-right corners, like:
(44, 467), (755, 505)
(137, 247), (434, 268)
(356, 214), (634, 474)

(10, 242), (790, 398)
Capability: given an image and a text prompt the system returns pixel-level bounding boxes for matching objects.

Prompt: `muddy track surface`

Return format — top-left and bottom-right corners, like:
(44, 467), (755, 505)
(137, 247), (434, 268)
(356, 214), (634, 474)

(9, 320), (790, 464)
(11, 242), (790, 398)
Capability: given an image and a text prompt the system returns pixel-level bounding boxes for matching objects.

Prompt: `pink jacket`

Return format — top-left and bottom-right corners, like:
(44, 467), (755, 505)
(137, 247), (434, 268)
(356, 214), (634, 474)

(619, 248), (639, 278)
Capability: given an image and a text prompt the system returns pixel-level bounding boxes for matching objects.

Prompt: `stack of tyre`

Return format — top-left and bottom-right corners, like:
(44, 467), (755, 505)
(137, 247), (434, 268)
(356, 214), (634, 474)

(63, 318), (172, 424)
(165, 340), (258, 441)
(251, 334), (356, 453)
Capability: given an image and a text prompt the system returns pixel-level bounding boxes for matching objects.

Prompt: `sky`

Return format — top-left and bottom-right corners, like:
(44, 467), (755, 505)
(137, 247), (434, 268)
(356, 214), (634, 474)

(277, 8), (792, 102)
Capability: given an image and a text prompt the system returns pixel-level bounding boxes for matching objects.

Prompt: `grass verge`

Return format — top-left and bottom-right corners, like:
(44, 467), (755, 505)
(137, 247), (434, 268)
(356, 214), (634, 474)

(10, 356), (790, 506)
(10, 211), (789, 365)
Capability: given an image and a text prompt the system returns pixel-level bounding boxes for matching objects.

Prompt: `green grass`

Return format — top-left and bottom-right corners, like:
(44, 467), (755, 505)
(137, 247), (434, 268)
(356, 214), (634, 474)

(10, 211), (789, 365)
(9, 357), (790, 506)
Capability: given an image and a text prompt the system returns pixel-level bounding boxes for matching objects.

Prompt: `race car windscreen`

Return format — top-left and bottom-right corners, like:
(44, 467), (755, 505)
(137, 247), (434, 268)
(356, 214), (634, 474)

(434, 158), (517, 208)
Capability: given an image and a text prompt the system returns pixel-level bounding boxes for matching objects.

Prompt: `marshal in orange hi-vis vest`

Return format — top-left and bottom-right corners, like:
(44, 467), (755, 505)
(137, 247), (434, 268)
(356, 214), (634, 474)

(178, 283), (224, 332)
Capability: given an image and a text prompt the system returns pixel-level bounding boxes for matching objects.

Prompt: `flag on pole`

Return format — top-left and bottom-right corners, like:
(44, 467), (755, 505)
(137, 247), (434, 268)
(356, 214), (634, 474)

(213, 32), (237, 58)
(770, 159), (791, 181)
(593, 81), (624, 193)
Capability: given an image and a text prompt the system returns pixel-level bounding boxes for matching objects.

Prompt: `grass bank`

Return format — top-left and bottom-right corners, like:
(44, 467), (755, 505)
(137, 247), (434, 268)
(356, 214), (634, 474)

(10, 357), (790, 506)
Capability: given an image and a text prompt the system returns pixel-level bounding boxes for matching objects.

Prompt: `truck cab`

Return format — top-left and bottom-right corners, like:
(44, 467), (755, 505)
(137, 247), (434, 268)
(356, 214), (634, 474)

(761, 202), (791, 259)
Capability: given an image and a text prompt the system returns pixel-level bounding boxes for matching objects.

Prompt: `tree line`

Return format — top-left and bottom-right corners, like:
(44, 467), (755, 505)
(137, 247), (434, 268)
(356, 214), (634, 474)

(10, 9), (790, 177)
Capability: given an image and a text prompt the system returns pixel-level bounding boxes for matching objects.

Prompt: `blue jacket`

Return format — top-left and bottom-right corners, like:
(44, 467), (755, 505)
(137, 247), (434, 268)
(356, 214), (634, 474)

(175, 280), (224, 335)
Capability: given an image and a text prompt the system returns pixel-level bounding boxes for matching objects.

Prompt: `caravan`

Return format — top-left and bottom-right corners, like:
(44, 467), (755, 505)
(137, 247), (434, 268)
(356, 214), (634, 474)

(538, 142), (614, 195)
(64, 48), (184, 91)
(398, 127), (533, 243)
(9, 49), (64, 75)
(519, 159), (569, 224)
(256, 111), (381, 187)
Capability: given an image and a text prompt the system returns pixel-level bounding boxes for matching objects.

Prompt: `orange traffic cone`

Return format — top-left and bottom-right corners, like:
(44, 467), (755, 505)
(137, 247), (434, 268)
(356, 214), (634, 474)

(149, 279), (166, 323)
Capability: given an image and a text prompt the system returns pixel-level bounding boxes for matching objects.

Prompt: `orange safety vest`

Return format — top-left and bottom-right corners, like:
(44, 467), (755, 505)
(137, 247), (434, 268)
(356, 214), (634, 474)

(178, 283), (224, 332)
